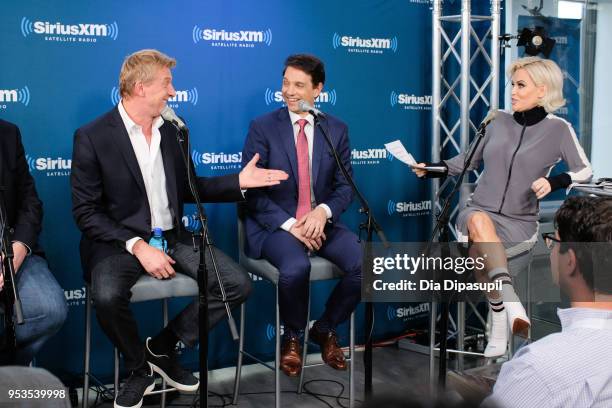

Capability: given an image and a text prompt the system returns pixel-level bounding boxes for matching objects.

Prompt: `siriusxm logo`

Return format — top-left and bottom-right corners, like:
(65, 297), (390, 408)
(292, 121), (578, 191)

(110, 87), (199, 107)
(181, 214), (202, 232)
(332, 32), (398, 54)
(0, 87), (30, 109)
(191, 150), (242, 170)
(551, 36), (568, 45)
(387, 199), (431, 216)
(65, 286), (87, 306)
(351, 148), (390, 161)
(265, 320), (315, 341)
(26, 154), (71, 176)
(193, 27), (272, 47)
(265, 323), (284, 341)
(390, 91), (432, 110)
(21, 17), (118, 42)
(264, 88), (337, 107)
(351, 147), (393, 166)
(386, 303), (429, 321)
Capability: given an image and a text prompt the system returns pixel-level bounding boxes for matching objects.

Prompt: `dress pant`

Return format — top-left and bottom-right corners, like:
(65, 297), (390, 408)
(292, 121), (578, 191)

(260, 224), (362, 333)
(91, 231), (251, 371)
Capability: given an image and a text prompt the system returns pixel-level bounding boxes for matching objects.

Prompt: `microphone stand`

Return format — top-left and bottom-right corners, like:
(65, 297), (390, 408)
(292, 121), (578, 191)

(425, 121), (487, 388)
(312, 115), (389, 400)
(169, 124), (240, 408)
(0, 186), (24, 365)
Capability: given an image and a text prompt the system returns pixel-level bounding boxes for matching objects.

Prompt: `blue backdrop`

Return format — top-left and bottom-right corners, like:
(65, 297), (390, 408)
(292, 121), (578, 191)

(1, 0), (442, 385)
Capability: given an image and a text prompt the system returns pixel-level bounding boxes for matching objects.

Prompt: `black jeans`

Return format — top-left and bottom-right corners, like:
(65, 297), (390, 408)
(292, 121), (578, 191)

(91, 234), (251, 372)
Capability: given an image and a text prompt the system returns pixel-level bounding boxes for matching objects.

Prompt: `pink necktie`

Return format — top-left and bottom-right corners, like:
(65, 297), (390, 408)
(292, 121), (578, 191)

(295, 119), (311, 220)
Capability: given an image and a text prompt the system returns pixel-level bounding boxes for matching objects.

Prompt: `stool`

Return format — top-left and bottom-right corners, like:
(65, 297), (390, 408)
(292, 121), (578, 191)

(231, 205), (355, 408)
(82, 273), (198, 408)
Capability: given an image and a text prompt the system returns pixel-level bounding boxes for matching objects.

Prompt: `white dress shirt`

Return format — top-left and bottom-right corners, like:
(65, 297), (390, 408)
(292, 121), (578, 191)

(118, 101), (174, 254)
(280, 110), (332, 231)
(483, 307), (612, 408)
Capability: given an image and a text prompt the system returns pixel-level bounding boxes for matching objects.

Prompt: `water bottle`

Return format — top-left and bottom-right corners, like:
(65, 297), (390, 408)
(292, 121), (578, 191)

(149, 227), (167, 253)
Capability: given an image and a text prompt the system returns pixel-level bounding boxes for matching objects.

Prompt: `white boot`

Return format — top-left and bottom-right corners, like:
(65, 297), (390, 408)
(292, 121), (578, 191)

(505, 300), (530, 337)
(484, 309), (508, 358)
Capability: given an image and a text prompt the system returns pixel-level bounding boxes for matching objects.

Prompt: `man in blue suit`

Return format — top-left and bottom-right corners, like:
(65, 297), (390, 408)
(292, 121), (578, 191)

(242, 54), (362, 377)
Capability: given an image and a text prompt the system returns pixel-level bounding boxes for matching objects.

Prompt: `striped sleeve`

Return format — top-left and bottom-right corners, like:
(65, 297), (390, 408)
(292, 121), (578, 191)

(552, 116), (593, 183)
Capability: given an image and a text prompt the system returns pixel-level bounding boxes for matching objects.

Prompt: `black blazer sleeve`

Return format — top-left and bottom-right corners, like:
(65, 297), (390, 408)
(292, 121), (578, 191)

(1, 122), (43, 250)
(71, 128), (137, 243)
(180, 132), (243, 203)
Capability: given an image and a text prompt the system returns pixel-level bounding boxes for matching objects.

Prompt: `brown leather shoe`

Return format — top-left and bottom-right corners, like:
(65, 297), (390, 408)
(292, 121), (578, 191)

(308, 328), (347, 371)
(280, 336), (302, 377)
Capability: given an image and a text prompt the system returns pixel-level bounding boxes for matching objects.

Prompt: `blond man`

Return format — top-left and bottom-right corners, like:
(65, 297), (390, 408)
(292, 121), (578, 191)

(71, 49), (287, 408)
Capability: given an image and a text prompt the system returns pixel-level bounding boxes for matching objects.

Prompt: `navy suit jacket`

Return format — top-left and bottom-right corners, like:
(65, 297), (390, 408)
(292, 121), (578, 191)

(0, 119), (43, 256)
(71, 107), (243, 281)
(241, 108), (354, 258)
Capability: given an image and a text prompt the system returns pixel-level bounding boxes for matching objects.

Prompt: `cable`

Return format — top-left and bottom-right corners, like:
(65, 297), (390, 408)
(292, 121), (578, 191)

(175, 379), (363, 408)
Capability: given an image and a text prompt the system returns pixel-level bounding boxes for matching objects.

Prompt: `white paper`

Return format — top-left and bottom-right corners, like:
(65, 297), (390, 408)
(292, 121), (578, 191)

(384, 140), (418, 167)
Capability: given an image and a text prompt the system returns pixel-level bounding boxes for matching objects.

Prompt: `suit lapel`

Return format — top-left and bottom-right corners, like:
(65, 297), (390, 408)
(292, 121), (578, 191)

(277, 109), (298, 187)
(159, 123), (179, 223)
(109, 108), (147, 196)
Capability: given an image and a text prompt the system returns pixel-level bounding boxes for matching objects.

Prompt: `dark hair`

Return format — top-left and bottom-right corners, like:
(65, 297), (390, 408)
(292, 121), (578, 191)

(283, 54), (325, 86)
(554, 196), (612, 292)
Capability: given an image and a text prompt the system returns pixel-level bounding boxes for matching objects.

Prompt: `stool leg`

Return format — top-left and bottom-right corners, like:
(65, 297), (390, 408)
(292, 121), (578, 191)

(82, 291), (92, 408)
(297, 287), (312, 394)
(275, 285), (281, 408)
(114, 347), (120, 398)
(161, 299), (168, 408)
(232, 302), (246, 404)
(349, 311), (355, 408)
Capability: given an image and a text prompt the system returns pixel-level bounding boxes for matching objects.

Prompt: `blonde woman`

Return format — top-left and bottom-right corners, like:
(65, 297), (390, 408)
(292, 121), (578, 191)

(413, 57), (592, 357)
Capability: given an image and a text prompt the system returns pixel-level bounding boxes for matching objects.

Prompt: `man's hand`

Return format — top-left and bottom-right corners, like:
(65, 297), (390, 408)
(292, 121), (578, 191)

(289, 224), (324, 251)
(531, 177), (552, 199)
(239, 153), (289, 188)
(0, 242), (29, 292)
(295, 207), (328, 240)
(132, 240), (176, 279)
(11, 242), (28, 273)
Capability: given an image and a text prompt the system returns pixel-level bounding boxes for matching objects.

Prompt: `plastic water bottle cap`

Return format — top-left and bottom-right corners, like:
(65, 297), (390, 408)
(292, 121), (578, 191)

(152, 227), (163, 237)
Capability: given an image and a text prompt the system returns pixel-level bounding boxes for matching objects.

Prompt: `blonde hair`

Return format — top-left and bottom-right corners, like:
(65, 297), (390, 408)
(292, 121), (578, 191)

(119, 49), (176, 98)
(507, 56), (565, 113)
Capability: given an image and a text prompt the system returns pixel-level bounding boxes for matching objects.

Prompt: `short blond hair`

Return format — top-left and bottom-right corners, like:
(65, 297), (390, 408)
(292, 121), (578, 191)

(507, 56), (565, 113)
(119, 49), (176, 98)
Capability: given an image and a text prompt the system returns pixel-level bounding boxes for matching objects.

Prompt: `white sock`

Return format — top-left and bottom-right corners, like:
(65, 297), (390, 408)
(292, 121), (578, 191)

(488, 267), (520, 303)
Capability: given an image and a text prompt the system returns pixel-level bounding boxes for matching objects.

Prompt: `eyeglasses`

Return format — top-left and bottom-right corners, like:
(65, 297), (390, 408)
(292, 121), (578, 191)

(541, 232), (561, 249)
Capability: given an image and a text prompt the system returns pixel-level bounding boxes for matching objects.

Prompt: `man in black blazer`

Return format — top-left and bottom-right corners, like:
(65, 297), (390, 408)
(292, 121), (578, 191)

(71, 49), (287, 408)
(0, 119), (67, 365)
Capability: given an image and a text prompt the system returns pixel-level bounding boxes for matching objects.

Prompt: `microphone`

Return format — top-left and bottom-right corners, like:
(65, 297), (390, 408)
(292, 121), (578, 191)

(298, 100), (325, 119)
(479, 110), (497, 131)
(161, 106), (187, 131)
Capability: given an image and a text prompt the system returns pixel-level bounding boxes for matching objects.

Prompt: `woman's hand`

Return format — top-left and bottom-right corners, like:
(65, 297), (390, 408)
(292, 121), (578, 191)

(531, 177), (552, 199)
(412, 163), (428, 178)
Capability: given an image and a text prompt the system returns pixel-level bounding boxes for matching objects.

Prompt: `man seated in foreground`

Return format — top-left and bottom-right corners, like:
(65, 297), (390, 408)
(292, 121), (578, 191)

(483, 196), (612, 408)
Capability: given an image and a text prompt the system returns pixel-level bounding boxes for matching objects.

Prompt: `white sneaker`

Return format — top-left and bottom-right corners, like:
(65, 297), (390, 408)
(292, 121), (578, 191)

(484, 310), (508, 358)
